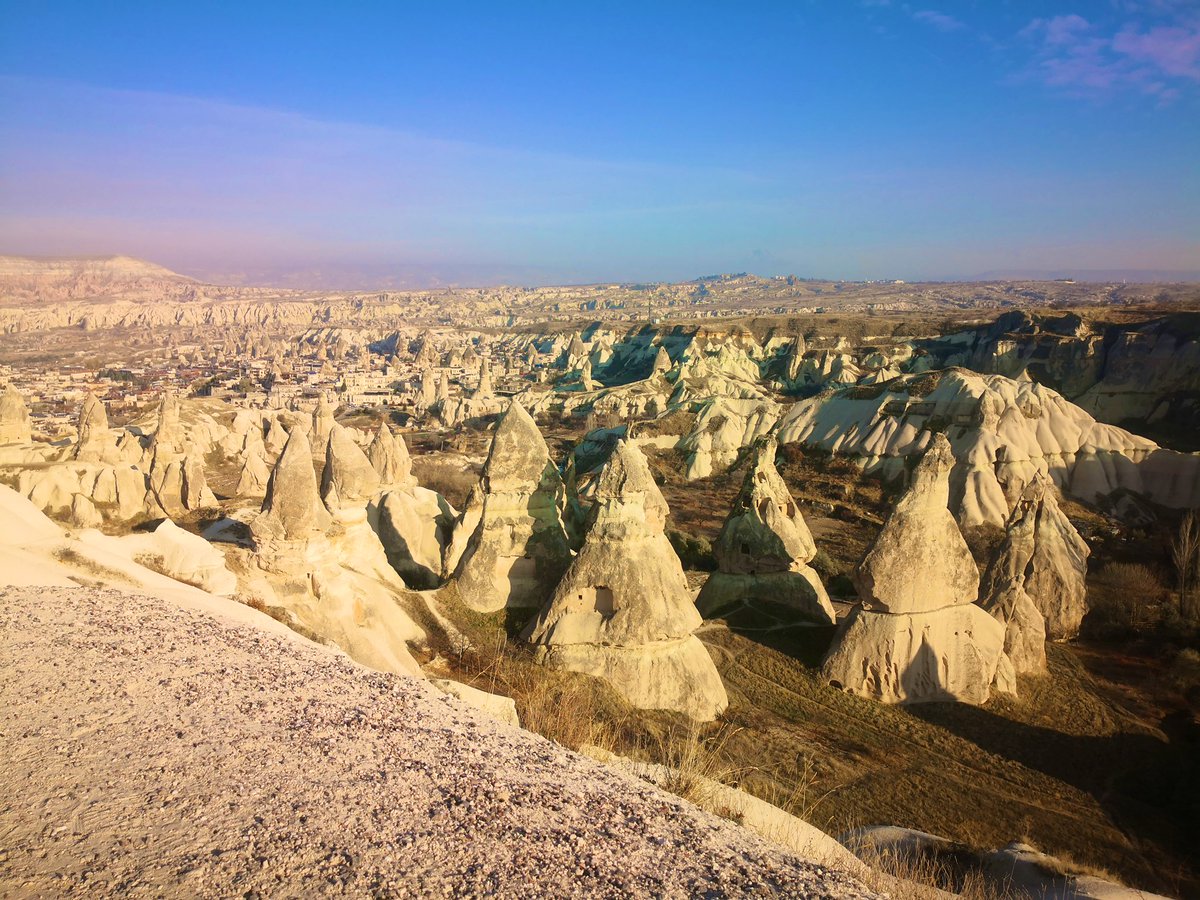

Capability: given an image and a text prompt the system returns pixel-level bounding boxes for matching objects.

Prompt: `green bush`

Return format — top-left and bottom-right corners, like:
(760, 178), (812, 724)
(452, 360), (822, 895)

(668, 529), (716, 571)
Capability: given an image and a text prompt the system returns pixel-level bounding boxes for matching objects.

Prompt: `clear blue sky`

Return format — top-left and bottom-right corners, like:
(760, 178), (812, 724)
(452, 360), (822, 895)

(1, 1), (1198, 286)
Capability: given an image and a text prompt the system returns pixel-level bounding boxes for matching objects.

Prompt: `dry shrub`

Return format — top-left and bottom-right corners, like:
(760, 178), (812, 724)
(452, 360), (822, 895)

(411, 458), (478, 508)
(1087, 562), (1167, 635)
(656, 721), (748, 808)
(854, 846), (1013, 900)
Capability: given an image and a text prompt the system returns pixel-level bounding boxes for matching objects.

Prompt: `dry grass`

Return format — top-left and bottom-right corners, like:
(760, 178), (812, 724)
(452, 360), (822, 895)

(853, 845), (1012, 900)
(411, 457), (479, 509)
(1086, 562), (1169, 635)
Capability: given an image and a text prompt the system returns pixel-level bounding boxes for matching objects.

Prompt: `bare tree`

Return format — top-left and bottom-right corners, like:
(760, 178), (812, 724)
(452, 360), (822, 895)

(1171, 510), (1200, 622)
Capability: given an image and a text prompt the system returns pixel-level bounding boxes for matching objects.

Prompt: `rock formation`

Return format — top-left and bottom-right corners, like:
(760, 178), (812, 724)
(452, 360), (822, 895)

(524, 439), (728, 721)
(774, 368), (1200, 527)
(148, 445), (216, 517)
(150, 391), (185, 458)
(321, 425), (381, 512)
(980, 474), (1089, 642)
(367, 423), (414, 489)
(449, 401), (573, 612)
(0, 384), (32, 444)
(73, 393), (117, 463)
(476, 359), (494, 398)
(246, 426), (425, 677)
(696, 439), (835, 624)
(253, 429), (332, 542)
(311, 393), (336, 450)
(652, 345), (672, 375)
(235, 447), (272, 498)
(822, 435), (1011, 705)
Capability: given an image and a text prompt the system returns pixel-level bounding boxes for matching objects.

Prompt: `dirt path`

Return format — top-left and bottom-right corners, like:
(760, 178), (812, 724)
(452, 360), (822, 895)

(0, 585), (874, 899)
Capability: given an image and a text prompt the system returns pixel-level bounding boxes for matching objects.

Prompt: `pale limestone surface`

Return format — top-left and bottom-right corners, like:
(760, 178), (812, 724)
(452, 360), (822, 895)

(254, 428), (332, 541)
(525, 439), (728, 720)
(697, 439), (834, 624)
(981, 475), (1090, 641)
(823, 435), (1009, 705)
(451, 402), (573, 613)
(853, 434), (979, 615)
(0, 384), (31, 444)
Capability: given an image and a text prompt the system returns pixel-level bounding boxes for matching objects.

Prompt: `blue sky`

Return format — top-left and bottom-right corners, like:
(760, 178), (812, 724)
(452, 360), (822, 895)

(1, 1), (1198, 286)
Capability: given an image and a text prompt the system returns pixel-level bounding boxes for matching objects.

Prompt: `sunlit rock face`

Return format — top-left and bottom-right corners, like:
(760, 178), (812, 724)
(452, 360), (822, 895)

(363, 424), (453, 591)
(774, 368), (1200, 527)
(980, 474), (1089, 643)
(449, 402), (573, 613)
(0, 384), (32, 444)
(822, 435), (1011, 705)
(253, 429), (332, 543)
(524, 439), (728, 721)
(696, 439), (834, 625)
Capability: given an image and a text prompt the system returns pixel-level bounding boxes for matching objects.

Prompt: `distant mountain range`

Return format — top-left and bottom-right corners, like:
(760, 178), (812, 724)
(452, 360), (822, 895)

(3, 254), (1198, 294)
(962, 269), (1200, 284)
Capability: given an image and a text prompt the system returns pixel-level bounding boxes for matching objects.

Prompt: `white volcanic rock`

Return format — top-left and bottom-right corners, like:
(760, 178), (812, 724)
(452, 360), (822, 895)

(367, 423), (414, 489)
(372, 487), (456, 590)
(854, 434), (979, 615)
(253, 429), (332, 542)
(246, 428), (426, 677)
(148, 447), (216, 518)
(311, 392), (336, 449)
(0, 384), (32, 444)
(823, 604), (1009, 705)
(822, 435), (1009, 705)
(73, 393), (119, 463)
(678, 397), (782, 480)
(321, 424), (381, 511)
(149, 391), (186, 459)
(980, 475), (1090, 642)
(696, 439), (835, 624)
(69, 492), (103, 528)
(774, 368), (1200, 527)
(652, 345), (672, 374)
(15, 461), (149, 524)
(450, 402), (573, 613)
(235, 447), (271, 498)
(524, 439), (728, 721)
(264, 417), (289, 457)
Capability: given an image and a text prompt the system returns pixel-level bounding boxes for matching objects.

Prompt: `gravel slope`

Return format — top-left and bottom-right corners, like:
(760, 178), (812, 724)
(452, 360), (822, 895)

(0, 585), (875, 898)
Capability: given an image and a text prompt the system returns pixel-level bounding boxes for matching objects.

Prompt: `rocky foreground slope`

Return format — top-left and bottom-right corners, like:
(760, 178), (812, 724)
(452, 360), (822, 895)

(0, 585), (874, 899)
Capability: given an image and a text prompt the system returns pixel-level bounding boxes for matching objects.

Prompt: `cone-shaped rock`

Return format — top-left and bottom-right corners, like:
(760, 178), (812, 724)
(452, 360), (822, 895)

(74, 393), (115, 462)
(697, 439), (834, 624)
(524, 439), (728, 721)
(822, 435), (1008, 705)
(418, 369), (437, 409)
(255, 428), (332, 541)
(854, 434), (979, 614)
(321, 425), (381, 511)
(151, 391), (185, 458)
(476, 359), (493, 398)
(0, 384), (32, 444)
(235, 448), (272, 498)
(980, 474), (1089, 642)
(311, 393), (336, 449)
(451, 401), (572, 612)
(652, 345), (672, 375)
(367, 423), (414, 489)
(264, 418), (289, 457)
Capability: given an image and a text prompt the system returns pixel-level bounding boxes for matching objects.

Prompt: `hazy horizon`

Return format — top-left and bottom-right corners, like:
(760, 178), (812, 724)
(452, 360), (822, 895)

(2, 2), (1198, 288)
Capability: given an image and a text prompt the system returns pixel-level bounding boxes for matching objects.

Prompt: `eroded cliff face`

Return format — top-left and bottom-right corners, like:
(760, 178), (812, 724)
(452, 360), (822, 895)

(918, 311), (1200, 443)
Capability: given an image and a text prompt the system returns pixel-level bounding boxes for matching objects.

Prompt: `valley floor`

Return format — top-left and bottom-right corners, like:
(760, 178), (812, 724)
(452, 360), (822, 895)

(0, 585), (874, 899)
